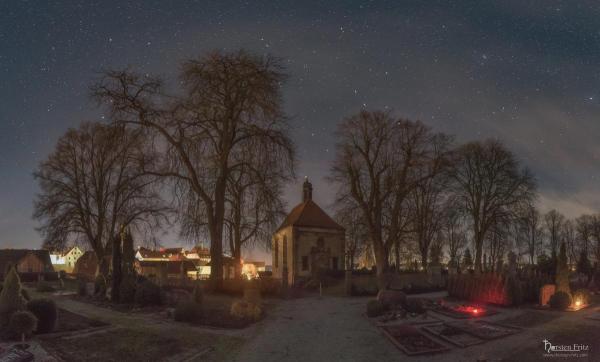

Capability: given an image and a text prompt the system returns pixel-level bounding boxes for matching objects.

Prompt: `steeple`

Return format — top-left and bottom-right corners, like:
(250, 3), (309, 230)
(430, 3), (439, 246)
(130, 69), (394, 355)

(302, 176), (313, 202)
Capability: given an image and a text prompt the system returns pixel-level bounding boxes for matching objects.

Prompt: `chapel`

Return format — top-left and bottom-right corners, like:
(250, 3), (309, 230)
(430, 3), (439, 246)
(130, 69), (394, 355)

(272, 178), (345, 285)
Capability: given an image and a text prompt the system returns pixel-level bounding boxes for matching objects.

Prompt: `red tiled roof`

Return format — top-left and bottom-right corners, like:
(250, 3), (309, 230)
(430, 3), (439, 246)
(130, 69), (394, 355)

(277, 200), (344, 232)
(137, 247), (166, 259)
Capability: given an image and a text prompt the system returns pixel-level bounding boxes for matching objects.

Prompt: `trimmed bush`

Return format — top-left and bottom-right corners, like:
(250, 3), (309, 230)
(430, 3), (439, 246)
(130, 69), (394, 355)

(230, 300), (262, 321)
(9, 311), (37, 341)
(36, 281), (56, 293)
(21, 289), (30, 302)
(549, 291), (572, 310)
(572, 288), (591, 305)
(26, 298), (57, 334)
(404, 298), (426, 314)
(366, 300), (384, 317)
(0, 266), (26, 326)
(119, 276), (136, 304)
(134, 280), (162, 306)
(243, 281), (261, 305)
(174, 300), (203, 324)
(377, 290), (406, 310)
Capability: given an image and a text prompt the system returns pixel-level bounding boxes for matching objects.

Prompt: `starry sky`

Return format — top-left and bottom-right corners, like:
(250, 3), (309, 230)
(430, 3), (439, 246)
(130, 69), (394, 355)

(2, 1), (600, 259)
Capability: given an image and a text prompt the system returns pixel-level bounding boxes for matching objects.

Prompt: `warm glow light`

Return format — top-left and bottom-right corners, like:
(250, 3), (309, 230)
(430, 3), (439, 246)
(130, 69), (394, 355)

(472, 308), (479, 314)
(575, 300), (582, 307)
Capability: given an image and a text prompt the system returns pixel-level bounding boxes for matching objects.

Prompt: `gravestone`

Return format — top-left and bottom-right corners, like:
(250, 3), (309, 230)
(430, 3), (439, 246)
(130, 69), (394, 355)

(539, 284), (556, 306)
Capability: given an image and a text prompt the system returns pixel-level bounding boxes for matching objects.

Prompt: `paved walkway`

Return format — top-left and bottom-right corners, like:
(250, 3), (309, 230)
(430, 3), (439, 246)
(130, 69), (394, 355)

(233, 293), (600, 362)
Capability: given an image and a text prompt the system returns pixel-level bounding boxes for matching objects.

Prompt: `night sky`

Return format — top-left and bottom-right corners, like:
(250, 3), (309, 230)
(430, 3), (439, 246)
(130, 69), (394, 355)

(2, 1), (600, 259)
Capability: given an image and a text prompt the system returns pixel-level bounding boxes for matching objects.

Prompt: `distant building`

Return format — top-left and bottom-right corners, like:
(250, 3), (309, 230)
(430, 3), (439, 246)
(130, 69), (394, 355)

(0, 249), (55, 281)
(272, 178), (345, 285)
(242, 261), (266, 280)
(135, 247), (169, 262)
(135, 259), (197, 283)
(50, 246), (85, 273)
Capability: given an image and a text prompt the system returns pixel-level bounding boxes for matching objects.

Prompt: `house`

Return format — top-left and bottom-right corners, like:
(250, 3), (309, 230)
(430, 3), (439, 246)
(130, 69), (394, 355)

(135, 259), (197, 284)
(0, 249), (56, 281)
(135, 247), (169, 261)
(272, 178), (345, 285)
(51, 246), (85, 273)
(63, 246), (84, 271)
(184, 246), (211, 265)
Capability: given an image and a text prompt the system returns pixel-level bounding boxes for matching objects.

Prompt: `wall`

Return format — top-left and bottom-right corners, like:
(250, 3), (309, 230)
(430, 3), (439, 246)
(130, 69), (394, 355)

(272, 226), (294, 283)
(294, 227), (345, 280)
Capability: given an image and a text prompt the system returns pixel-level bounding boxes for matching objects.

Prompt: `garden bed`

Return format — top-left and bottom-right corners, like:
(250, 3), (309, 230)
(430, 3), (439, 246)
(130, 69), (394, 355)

(445, 320), (520, 340)
(422, 323), (486, 348)
(427, 303), (498, 319)
(379, 324), (450, 355)
(40, 327), (201, 362)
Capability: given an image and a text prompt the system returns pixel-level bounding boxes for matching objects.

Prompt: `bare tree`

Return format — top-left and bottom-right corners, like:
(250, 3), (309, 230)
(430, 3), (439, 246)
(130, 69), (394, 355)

(335, 207), (368, 271)
(520, 202), (543, 265)
(440, 208), (468, 269)
(330, 111), (447, 284)
(451, 139), (536, 274)
(486, 217), (510, 272)
(563, 219), (577, 266)
(34, 122), (167, 276)
(93, 50), (295, 288)
(544, 209), (565, 260)
(575, 214), (593, 255)
(406, 134), (453, 270)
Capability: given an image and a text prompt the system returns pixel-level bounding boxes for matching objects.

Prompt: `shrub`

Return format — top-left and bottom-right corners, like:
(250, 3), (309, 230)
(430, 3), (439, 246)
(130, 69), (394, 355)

(119, 276), (136, 304)
(0, 266), (26, 326)
(21, 289), (30, 302)
(26, 298), (57, 334)
(243, 281), (261, 305)
(36, 281), (56, 293)
(9, 311), (37, 342)
(94, 275), (107, 297)
(366, 300), (384, 317)
(549, 291), (572, 310)
(192, 282), (203, 305)
(572, 289), (591, 305)
(404, 298), (426, 314)
(259, 277), (281, 296)
(174, 300), (203, 324)
(134, 280), (162, 306)
(230, 300), (262, 321)
(58, 270), (67, 280)
(377, 290), (406, 309)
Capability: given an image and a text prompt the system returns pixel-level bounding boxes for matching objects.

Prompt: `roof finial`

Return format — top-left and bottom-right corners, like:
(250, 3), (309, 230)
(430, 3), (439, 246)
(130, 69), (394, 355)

(302, 176), (313, 202)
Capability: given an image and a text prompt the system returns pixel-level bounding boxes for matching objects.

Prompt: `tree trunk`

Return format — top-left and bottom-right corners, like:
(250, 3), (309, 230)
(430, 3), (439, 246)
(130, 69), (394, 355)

(373, 241), (388, 289)
(474, 234), (483, 274)
(420, 248), (428, 272)
(209, 178), (226, 290)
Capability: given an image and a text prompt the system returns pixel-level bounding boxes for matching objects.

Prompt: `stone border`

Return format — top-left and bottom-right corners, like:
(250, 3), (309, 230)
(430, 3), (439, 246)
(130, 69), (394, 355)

(379, 324), (451, 356)
(421, 323), (486, 348)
